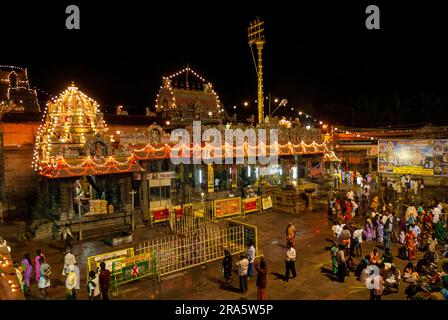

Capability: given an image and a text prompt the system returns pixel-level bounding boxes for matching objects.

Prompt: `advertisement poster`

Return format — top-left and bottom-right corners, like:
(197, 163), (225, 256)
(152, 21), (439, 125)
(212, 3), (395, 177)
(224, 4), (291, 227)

(152, 208), (169, 222)
(214, 197), (241, 218)
(208, 164), (214, 193)
(377, 139), (448, 176)
(261, 196), (273, 211)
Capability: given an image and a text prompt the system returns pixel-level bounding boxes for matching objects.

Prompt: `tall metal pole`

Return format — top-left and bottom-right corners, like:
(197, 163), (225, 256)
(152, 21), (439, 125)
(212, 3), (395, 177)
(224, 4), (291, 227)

(248, 18), (265, 125)
(257, 42), (264, 125)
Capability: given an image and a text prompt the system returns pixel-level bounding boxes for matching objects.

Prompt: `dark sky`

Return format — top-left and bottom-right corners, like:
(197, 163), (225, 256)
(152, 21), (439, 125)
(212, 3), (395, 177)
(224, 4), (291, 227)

(2, 1), (447, 126)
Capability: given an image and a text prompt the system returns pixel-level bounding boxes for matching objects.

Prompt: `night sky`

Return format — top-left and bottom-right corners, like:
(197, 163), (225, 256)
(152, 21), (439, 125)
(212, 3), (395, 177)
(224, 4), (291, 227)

(2, 1), (447, 127)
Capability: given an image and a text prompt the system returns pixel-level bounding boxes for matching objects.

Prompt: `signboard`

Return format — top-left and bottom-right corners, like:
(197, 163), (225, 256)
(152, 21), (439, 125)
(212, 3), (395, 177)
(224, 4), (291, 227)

(147, 171), (175, 179)
(214, 197), (241, 218)
(121, 259), (150, 280)
(208, 164), (214, 193)
(87, 248), (134, 276)
(152, 208), (169, 222)
(243, 197), (259, 214)
(261, 196), (273, 211)
(377, 139), (448, 176)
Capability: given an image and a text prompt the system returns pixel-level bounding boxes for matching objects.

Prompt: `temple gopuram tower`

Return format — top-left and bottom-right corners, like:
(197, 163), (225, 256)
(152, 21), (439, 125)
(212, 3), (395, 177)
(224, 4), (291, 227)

(33, 82), (108, 168)
(0, 65), (40, 113)
(154, 66), (228, 126)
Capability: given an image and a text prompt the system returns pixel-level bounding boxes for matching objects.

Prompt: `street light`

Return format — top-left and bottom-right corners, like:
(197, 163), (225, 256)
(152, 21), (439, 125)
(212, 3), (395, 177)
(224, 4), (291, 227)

(244, 102), (249, 107)
(270, 99), (288, 116)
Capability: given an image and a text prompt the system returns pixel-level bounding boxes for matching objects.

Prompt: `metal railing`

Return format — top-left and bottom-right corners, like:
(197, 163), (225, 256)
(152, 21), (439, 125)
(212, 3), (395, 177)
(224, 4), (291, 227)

(136, 224), (244, 276)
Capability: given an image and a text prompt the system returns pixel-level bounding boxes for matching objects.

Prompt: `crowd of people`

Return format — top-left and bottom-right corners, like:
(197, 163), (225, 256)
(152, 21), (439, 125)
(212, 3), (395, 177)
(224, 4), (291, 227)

(328, 171), (448, 300)
(13, 234), (111, 300)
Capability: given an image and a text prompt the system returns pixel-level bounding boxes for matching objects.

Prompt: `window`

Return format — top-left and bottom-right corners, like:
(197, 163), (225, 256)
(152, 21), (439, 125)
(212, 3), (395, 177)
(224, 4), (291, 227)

(149, 186), (170, 201)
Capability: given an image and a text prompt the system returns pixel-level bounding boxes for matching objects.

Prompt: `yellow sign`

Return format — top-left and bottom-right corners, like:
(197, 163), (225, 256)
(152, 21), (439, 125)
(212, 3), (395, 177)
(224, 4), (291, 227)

(261, 196), (273, 211)
(393, 166), (433, 175)
(208, 164), (214, 193)
(214, 197), (241, 218)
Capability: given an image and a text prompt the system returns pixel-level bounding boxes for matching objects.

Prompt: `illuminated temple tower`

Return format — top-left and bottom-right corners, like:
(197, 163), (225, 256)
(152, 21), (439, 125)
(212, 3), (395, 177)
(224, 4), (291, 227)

(154, 66), (229, 126)
(33, 82), (108, 169)
(0, 65), (40, 113)
(32, 83), (142, 237)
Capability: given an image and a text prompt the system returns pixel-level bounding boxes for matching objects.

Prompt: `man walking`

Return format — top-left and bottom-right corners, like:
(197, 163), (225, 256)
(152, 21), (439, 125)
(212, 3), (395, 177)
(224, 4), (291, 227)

(247, 241), (256, 279)
(284, 243), (297, 282)
(236, 254), (249, 294)
(65, 265), (78, 300)
(99, 262), (111, 300)
(61, 223), (74, 252)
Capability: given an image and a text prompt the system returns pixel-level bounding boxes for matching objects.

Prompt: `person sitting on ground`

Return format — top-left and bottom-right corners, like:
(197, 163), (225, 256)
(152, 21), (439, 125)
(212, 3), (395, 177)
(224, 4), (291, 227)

(370, 249), (379, 265)
(383, 264), (401, 293)
(403, 262), (419, 283)
(355, 255), (370, 278)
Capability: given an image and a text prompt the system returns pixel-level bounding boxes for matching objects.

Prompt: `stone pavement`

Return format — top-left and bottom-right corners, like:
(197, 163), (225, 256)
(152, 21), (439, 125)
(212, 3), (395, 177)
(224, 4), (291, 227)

(3, 185), (444, 300)
(2, 209), (412, 300)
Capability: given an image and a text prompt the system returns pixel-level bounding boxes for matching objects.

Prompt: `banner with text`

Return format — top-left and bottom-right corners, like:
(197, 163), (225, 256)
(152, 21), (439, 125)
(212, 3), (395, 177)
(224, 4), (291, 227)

(214, 197), (241, 218)
(378, 139), (448, 176)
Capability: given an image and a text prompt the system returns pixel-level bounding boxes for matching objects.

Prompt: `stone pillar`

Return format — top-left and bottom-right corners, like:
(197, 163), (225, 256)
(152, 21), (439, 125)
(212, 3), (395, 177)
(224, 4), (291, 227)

(284, 158), (291, 186)
(60, 180), (75, 220)
(119, 177), (127, 213)
(141, 172), (149, 215)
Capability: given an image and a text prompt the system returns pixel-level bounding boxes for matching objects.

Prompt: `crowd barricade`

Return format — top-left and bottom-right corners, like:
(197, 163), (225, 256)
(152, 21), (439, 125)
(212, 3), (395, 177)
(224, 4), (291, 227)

(111, 249), (159, 295)
(135, 223), (245, 276)
(87, 247), (134, 279)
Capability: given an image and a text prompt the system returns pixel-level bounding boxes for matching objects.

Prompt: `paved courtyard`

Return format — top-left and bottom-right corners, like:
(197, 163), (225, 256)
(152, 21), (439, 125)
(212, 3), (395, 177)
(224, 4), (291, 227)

(4, 186), (433, 300)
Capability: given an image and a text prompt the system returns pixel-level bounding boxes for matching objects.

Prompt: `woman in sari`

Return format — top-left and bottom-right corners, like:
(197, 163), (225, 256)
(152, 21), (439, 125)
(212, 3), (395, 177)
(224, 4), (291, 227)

(365, 219), (373, 242)
(406, 229), (416, 260)
(35, 249), (45, 282)
(20, 253), (32, 290)
(330, 242), (339, 275)
(435, 219), (446, 245)
(372, 215), (378, 241)
(376, 220), (384, 244)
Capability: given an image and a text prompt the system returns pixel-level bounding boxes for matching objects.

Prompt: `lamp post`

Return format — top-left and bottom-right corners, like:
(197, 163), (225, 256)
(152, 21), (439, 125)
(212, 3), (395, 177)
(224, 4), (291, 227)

(270, 98), (288, 117)
(129, 190), (137, 231)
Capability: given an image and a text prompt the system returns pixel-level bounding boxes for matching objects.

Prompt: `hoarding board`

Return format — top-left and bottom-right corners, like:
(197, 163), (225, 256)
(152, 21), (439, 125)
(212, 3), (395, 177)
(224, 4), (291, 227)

(214, 197), (241, 218)
(261, 196), (273, 210)
(377, 139), (448, 176)
(242, 197), (259, 214)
